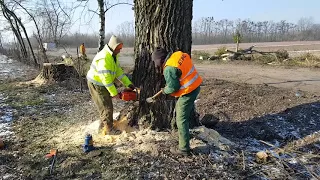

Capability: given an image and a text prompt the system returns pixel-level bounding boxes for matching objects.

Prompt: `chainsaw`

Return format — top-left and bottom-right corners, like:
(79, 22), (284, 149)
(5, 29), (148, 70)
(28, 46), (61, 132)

(120, 88), (140, 101)
(120, 88), (163, 103)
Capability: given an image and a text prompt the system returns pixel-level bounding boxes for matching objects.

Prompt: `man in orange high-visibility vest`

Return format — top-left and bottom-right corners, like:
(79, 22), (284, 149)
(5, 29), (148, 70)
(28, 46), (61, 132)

(79, 43), (86, 57)
(152, 47), (202, 156)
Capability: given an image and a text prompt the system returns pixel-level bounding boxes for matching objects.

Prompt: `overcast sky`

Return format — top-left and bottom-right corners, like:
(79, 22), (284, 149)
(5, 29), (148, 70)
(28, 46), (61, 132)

(70, 0), (319, 34)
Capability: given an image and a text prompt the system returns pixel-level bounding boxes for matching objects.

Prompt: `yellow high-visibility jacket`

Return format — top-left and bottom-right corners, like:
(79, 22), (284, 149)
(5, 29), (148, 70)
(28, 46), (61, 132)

(86, 45), (132, 96)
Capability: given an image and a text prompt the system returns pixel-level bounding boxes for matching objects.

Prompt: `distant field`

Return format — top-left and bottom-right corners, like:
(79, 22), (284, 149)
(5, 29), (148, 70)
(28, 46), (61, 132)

(46, 41), (320, 65)
(192, 41), (320, 57)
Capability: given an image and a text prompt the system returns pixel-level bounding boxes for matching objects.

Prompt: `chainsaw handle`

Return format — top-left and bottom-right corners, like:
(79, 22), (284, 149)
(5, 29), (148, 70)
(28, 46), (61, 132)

(151, 89), (163, 99)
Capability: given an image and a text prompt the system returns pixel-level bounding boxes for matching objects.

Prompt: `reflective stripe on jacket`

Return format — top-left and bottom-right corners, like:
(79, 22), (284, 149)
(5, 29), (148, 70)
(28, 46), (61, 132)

(86, 45), (132, 96)
(164, 51), (202, 97)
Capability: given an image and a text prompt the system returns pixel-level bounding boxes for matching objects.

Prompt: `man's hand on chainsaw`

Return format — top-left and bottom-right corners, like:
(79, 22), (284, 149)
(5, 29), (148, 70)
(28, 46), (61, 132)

(128, 84), (136, 91)
(113, 92), (122, 99)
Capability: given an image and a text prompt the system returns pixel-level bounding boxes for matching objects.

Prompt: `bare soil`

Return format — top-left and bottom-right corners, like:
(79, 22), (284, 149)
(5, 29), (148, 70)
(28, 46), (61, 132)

(0, 53), (319, 179)
(196, 62), (320, 94)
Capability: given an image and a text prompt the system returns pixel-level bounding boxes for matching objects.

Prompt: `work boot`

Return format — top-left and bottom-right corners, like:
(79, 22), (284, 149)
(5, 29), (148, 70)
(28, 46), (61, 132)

(170, 146), (191, 157)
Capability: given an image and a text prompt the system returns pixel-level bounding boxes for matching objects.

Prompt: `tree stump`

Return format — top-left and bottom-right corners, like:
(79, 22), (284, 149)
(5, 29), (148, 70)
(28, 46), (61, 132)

(38, 63), (79, 82)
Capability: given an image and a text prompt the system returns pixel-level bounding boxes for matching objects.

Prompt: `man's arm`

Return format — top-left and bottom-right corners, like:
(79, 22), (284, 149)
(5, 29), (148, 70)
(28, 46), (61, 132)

(115, 62), (133, 88)
(163, 66), (182, 94)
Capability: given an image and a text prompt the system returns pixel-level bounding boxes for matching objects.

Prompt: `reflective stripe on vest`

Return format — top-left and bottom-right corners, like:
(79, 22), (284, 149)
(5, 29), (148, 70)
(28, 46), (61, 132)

(180, 65), (195, 81)
(90, 64), (116, 75)
(117, 74), (125, 80)
(87, 75), (113, 87)
(180, 73), (199, 90)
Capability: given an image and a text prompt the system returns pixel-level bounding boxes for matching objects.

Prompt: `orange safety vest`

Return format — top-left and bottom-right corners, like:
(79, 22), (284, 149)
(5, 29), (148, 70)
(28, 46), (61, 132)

(164, 51), (202, 97)
(80, 44), (86, 55)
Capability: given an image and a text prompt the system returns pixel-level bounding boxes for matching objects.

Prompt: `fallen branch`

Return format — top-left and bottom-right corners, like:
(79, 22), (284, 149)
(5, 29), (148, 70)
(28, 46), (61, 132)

(242, 150), (246, 171)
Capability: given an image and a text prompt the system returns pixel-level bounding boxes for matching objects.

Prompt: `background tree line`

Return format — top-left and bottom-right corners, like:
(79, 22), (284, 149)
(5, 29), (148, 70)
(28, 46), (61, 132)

(35, 17), (320, 48)
(192, 17), (320, 44)
(29, 21), (135, 48)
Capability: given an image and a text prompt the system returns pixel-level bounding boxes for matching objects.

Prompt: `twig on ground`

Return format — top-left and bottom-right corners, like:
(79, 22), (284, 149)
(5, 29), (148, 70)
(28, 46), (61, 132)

(259, 140), (276, 148)
(245, 169), (264, 178)
(242, 150), (246, 171)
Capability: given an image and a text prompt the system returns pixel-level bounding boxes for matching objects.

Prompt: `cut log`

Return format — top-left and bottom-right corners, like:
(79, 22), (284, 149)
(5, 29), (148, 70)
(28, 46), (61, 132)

(37, 63), (79, 82)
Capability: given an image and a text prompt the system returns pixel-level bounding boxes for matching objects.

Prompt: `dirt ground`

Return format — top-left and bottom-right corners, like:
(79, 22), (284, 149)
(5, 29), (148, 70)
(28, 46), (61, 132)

(0, 52), (319, 179)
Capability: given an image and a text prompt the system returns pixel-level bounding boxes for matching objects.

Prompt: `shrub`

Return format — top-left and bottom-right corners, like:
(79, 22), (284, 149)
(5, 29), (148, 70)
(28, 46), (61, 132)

(214, 46), (227, 56)
(254, 54), (277, 64)
(275, 49), (289, 59)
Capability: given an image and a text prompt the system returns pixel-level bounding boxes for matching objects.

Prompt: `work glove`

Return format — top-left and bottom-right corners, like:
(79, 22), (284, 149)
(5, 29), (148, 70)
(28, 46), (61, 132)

(112, 92), (122, 99)
(161, 87), (165, 94)
(128, 84), (136, 91)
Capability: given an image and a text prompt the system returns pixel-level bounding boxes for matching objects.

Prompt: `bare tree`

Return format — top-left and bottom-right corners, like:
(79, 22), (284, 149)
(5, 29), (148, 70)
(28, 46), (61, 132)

(0, 0), (38, 65)
(35, 0), (73, 46)
(79, 0), (133, 51)
(116, 21), (134, 46)
(10, 0), (49, 63)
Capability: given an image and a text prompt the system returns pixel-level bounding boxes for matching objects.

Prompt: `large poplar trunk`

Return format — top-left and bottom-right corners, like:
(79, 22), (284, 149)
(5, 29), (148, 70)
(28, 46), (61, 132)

(132, 0), (196, 129)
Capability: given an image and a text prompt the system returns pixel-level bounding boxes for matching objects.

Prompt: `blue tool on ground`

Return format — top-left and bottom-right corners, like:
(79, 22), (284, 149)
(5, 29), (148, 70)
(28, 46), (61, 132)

(83, 134), (95, 153)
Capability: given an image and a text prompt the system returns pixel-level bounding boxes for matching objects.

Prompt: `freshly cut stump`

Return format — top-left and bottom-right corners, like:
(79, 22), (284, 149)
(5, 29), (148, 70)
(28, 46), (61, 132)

(37, 63), (79, 82)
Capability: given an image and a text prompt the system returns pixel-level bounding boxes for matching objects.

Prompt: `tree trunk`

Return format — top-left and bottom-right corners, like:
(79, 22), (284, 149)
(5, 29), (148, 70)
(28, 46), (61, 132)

(131, 0), (196, 130)
(236, 38), (239, 52)
(1, 1), (38, 66)
(11, 0), (49, 63)
(97, 0), (105, 51)
(18, 19), (38, 66)
(1, 4), (27, 60)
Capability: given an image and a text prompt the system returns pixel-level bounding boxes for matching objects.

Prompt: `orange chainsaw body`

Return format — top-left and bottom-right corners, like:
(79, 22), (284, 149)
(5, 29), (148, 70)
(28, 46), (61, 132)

(121, 91), (139, 101)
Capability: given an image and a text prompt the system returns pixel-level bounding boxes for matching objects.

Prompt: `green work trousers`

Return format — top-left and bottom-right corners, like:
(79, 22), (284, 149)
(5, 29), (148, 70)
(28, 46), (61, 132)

(176, 86), (200, 152)
(87, 81), (113, 129)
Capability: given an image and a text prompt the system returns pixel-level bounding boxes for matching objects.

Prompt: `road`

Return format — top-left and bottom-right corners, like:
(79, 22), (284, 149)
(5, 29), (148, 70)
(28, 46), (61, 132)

(196, 63), (320, 94)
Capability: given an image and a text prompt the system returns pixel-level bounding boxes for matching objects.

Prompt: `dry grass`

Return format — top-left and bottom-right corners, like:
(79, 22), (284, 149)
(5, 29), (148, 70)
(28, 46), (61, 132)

(286, 53), (320, 67)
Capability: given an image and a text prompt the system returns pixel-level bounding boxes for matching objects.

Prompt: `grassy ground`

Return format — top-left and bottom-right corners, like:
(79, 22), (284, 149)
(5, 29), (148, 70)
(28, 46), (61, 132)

(1, 66), (319, 179)
(0, 77), (246, 179)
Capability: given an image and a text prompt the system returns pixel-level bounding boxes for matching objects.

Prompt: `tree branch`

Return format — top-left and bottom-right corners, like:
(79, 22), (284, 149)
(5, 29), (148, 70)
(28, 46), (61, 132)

(105, 2), (133, 13)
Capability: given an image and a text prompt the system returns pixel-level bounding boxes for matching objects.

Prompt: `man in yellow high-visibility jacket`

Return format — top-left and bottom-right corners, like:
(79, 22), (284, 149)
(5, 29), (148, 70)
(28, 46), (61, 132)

(87, 35), (135, 135)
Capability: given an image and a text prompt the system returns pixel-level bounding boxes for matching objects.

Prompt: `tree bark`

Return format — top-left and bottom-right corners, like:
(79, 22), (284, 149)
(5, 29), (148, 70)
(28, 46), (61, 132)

(131, 0), (195, 129)
(97, 0), (105, 51)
